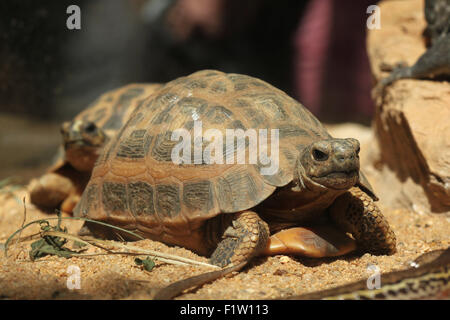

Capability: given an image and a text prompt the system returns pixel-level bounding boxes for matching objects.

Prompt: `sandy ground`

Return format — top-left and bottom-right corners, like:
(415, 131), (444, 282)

(0, 184), (448, 300)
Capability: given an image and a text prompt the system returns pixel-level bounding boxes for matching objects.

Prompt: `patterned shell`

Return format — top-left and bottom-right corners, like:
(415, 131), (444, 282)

(47, 83), (162, 173)
(75, 83), (163, 138)
(74, 70), (332, 235)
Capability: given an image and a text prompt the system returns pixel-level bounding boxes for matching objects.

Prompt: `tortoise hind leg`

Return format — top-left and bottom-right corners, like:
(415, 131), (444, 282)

(329, 187), (396, 255)
(209, 211), (269, 267)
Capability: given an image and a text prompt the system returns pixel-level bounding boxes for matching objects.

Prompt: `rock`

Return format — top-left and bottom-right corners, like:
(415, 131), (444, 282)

(367, 0), (450, 213)
(279, 256), (292, 264)
(374, 80), (450, 212)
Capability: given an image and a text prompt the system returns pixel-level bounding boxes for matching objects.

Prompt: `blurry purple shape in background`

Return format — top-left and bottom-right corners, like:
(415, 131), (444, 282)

(293, 0), (376, 123)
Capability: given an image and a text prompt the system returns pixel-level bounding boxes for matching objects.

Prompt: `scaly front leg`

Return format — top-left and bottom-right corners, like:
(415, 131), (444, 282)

(209, 211), (270, 267)
(328, 187), (396, 255)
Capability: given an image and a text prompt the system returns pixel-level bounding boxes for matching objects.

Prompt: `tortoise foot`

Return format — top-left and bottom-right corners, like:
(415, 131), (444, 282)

(210, 211), (269, 267)
(29, 173), (74, 209)
(330, 187), (397, 255)
(263, 225), (356, 258)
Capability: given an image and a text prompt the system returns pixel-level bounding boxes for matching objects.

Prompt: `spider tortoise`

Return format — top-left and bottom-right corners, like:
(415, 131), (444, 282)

(29, 83), (162, 213)
(74, 70), (396, 268)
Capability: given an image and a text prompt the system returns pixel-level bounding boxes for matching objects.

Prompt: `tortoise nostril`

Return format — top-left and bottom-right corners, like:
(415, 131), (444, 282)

(312, 148), (328, 161)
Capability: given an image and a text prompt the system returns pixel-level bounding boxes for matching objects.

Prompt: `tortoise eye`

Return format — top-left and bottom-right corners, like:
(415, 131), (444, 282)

(84, 122), (97, 133)
(312, 148), (328, 161)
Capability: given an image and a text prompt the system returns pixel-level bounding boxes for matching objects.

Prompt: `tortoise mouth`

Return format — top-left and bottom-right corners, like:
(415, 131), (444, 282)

(310, 169), (358, 189)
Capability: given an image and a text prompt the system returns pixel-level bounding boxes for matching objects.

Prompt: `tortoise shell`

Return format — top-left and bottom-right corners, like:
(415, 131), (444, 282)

(74, 83), (163, 142)
(75, 70), (375, 244)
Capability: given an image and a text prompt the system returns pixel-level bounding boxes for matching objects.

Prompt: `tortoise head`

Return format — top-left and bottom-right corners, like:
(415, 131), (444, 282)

(60, 120), (107, 172)
(295, 138), (360, 191)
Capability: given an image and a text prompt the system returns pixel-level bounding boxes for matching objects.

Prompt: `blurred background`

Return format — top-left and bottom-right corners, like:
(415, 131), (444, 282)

(0, 0), (377, 182)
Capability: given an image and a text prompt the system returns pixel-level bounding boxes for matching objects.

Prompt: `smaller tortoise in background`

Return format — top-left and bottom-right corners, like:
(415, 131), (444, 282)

(29, 83), (162, 213)
(75, 70), (396, 268)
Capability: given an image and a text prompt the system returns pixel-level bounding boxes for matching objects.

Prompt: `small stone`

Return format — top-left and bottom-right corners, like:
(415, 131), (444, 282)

(279, 256), (291, 264)
(361, 253), (371, 259)
(303, 274), (313, 282)
(273, 269), (287, 276)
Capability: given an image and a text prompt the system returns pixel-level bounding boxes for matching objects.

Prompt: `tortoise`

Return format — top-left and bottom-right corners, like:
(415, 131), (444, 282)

(29, 83), (162, 213)
(74, 70), (396, 268)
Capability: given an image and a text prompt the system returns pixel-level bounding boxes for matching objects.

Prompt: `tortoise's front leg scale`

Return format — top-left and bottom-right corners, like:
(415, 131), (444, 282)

(210, 211), (270, 267)
(329, 187), (397, 255)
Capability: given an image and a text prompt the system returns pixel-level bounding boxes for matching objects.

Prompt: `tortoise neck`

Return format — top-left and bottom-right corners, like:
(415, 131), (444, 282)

(257, 181), (346, 224)
(65, 145), (101, 172)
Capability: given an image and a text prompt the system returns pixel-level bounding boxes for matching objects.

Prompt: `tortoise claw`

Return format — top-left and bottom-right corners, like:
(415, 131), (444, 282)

(263, 225), (356, 258)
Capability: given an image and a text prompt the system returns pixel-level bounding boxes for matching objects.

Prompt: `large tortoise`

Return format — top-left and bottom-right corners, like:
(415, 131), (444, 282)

(74, 70), (396, 267)
(29, 83), (161, 213)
